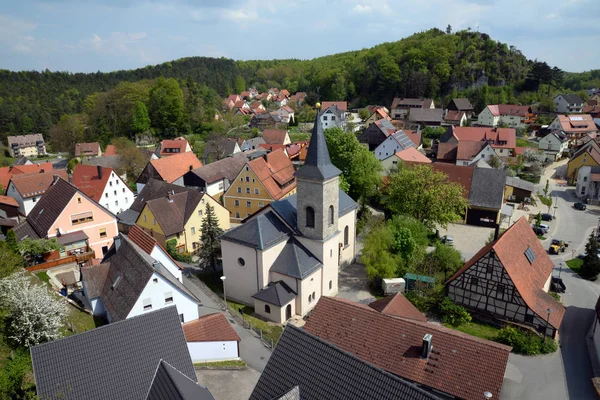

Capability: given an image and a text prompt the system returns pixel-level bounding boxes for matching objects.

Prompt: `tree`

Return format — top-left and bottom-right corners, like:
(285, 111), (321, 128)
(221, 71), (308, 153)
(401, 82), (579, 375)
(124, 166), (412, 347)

(49, 114), (85, 156)
(445, 24), (452, 34)
(544, 180), (550, 197)
(358, 108), (371, 121)
(384, 164), (468, 228)
(488, 155), (502, 169)
(198, 204), (224, 274)
(362, 223), (397, 281)
(422, 244), (464, 280)
(16, 238), (62, 264)
(0, 241), (25, 279)
(324, 127), (381, 200)
(112, 137), (148, 182)
(0, 349), (36, 399)
(130, 101), (151, 135)
(581, 232), (600, 279)
(234, 76), (246, 94)
(0, 272), (68, 347)
(148, 77), (184, 136)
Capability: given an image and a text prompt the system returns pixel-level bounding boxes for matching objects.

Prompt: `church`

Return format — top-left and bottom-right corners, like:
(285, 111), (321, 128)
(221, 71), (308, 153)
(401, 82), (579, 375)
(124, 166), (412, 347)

(220, 108), (358, 323)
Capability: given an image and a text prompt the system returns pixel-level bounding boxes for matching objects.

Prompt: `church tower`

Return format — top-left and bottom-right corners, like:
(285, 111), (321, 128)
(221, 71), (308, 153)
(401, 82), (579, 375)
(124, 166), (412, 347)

(294, 105), (341, 241)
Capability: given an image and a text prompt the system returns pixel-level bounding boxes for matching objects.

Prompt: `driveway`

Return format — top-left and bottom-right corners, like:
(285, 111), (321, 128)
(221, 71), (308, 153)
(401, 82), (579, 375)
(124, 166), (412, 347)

(336, 262), (375, 304)
(437, 223), (494, 261)
(196, 368), (260, 400)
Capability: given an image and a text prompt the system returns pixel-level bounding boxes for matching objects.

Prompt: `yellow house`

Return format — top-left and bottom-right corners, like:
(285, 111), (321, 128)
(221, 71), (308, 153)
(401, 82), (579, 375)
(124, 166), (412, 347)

(135, 191), (230, 254)
(567, 142), (600, 184)
(223, 149), (296, 223)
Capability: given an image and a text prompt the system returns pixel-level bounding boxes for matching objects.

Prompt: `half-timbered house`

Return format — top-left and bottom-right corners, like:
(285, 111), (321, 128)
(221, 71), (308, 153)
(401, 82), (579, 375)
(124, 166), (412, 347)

(446, 217), (565, 338)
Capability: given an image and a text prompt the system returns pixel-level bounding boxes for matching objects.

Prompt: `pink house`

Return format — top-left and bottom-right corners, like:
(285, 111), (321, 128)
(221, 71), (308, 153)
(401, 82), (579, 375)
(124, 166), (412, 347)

(13, 177), (118, 258)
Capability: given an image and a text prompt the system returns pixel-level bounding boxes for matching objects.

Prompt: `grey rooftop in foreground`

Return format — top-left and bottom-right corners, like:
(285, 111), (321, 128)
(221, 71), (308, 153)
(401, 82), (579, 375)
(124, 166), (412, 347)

(146, 360), (215, 400)
(250, 325), (439, 400)
(30, 307), (196, 400)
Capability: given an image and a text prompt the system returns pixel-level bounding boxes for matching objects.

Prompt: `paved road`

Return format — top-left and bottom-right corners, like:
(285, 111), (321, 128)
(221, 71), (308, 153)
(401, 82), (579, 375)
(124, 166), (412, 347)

(501, 161), (600, 400)
(181, 272), (271, 373)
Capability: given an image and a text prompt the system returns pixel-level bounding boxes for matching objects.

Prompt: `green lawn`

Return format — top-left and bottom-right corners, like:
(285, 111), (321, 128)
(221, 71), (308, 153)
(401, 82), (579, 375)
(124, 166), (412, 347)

(443, 321), (500, 341)
(289, 132), (310, 142)
(566, 258), (584, 276)
(194, 360), (246, 368)
(226, 300), (283, 344)
(516, 138), (538, 148)
(36, 271), (50, 284)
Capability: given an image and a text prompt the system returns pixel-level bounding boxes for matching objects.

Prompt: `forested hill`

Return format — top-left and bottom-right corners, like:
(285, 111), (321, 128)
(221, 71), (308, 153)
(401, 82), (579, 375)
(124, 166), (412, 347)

(0, 28), (592, 138)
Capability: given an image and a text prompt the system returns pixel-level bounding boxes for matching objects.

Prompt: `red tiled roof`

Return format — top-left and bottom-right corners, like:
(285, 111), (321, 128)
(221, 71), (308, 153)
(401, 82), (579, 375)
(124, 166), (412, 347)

(514, 146), (526, 156)
(0, 195), (19, 208)
(74, 142), (101, 157)
(247, 149), (296, 200)
(447, 217), (565, 330)
(259, 143), (287, 153)
(159, 139), (190, 156)
(321, 101), (347, 112)
(182, 313), (240, 342)
(436, 143), (458, 161)
(456, 141), (488, 160)
(233, 100), (246, 109)
(403, 130), (421, 147)
(304, 297), (511, 400)
(445, 110), (465, 122)
(555, 114), (597, 134)
(450, 126), (516, 149)
(150, 152), (202, 183)
(488, 104), (531, 117)
(262, 129), (288, 144)
(281, 105), (294, 113)
(395, 148), (431, 163)
(250, 102), (263, 109)
(368, 293), (428, 322)
(9, 170), (69, 199)
(227, 94), (240, 102)
(430, 163), (474, 198)
(103, 145), (118, 156)
(71, 164), (114, 202)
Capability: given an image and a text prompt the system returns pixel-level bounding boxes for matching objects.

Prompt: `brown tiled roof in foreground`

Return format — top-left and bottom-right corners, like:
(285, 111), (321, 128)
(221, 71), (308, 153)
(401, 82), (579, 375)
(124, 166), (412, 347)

(447, 217), (565, 330)
(304, 296), (511, 400)
(182, 313), (240, 342)
(368, 293), (428, 322)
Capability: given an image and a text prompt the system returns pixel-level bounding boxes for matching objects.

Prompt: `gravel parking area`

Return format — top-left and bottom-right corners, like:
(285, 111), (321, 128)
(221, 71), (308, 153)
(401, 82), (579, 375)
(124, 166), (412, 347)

(336, 262), (375, 304)
(437, 223), (494, 261)
(196, 368), (261, 400)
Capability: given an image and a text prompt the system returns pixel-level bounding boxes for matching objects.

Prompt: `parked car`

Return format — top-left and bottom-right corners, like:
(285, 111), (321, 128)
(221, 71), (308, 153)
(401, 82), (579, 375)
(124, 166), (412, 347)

(548, 239), (568, 254)
(441, 235), (454, 246)
(532, 227), (545, 236)
(532, 224), (549, 234)
(574, 202), (587, 210)
(541, 213), (553, 221)
(551, 277), (566, 293)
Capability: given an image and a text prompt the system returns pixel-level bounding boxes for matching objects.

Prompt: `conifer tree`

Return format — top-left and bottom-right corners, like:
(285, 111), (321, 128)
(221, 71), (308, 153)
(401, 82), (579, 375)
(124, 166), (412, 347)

(198, 204), (224, 274)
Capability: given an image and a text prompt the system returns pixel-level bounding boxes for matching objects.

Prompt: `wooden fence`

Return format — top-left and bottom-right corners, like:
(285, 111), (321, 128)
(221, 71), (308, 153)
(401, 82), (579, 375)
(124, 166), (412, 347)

(25, 251), (95, 273)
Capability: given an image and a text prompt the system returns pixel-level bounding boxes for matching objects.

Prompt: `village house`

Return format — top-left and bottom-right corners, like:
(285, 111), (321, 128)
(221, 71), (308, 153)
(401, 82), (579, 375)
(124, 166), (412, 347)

(504, 176), (534, 203)
(262, 129), (291, 145)
(0, 196), (20, 223)
(182, 313), (241, 363)
(13, 177), (118, 258)
(240, 137), (266, 151)
(135, 151), (202, 193)
(548, 114), (598, 141)
(538, 130), (569, 162)
(250, 102), (266, 112)
(440, 126), (517, 158)
(6, 170), (68, 216)
(154, 137), (192, 157)
(274, 105), (295, 123)
(135, 189), (230, 254)
(319, 101), (347, 130)
(250, 113), (283, 130)
(0, 161), (55, 189)
(72, 164), (134, 215)
(81, 232), (199, 322)
(220, 115), (357, 323)
(289, 91), (307, 105)
(447, 217), (565, 338)
(446, 97), (474, 118)
(274, 94), (288, 107)
(30, 307), (213, 400)
(7, 134), (46, 158)
(477, 105), (533, 128)
(566, 140), (600, 183)
(127, 224), (183, 281)
(364, 106), (392, 126)
(575, 165), (600, 202)
(250, 324), (436, 400)
(223, 149), (296, 223)
(390, 98), (435, 119)
(183, 153), (247, 197)
(303, 296), (510, 400)
(380, 147), (431, 174)
(408, 108), (444, 128)
(444, 110), (468, 126)
(437, 140), (498, 166)
(74, 142), (102, 158)
(374, 130), (417, 161)
(358, 118), (398, 151)
(554, 94), (584, 114)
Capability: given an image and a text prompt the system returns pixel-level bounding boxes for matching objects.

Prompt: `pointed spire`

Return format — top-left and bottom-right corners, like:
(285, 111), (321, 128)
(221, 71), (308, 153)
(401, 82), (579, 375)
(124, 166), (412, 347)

(294, 105), (342, 181)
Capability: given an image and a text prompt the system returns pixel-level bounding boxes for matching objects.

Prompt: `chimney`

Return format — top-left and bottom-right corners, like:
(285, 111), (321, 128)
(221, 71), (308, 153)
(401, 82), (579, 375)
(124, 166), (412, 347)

(113, 235), (121, 250)
(97, 165), (103, 179)
(422, 334), (433, 358)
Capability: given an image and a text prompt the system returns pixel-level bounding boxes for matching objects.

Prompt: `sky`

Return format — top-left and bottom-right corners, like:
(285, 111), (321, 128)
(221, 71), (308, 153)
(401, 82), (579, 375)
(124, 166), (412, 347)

(0, 0), (599, 73)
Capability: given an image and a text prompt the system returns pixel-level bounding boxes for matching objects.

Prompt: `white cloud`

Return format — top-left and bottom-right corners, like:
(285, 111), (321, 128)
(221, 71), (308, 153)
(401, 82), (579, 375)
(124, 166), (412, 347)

(83, 32), (148, 54)
(352, 4), (372, 13)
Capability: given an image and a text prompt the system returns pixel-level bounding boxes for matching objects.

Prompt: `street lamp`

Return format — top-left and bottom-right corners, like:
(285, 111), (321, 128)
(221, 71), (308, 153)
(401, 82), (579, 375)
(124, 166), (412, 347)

(484, 392), (493, 399)
(220, 276), (227, 310)
(545, 308), (553, 342)
(558, 262), (563, 279)
(553, 197), (558, 218)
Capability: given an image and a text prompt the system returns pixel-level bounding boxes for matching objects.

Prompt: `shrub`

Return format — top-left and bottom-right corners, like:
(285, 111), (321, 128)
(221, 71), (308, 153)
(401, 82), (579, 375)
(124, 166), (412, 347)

(404, 286), (444, 314)
(494, 326), (558, 355)
(439, 297), (472, 326)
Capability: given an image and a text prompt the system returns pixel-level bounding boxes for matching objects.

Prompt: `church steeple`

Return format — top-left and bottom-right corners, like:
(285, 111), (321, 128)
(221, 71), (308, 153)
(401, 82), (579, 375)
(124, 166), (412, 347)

(294, 104), (341, 241)
(294, 106), (341, 181)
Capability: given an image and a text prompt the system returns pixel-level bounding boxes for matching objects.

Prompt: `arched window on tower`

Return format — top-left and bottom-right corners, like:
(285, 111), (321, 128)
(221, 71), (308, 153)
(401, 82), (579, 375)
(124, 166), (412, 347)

(306, 206), (315, 228)
(329, 205), (334, 226)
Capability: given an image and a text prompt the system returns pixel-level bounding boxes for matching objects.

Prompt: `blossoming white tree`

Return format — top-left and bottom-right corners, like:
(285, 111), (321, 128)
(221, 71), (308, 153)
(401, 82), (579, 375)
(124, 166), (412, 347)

(0, 272), (68, 347)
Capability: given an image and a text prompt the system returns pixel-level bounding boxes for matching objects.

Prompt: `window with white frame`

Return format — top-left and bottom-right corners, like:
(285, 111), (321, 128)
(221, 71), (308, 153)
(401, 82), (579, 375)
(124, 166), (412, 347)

(143, 298), (152, 311)
(164, 292), (173, 304)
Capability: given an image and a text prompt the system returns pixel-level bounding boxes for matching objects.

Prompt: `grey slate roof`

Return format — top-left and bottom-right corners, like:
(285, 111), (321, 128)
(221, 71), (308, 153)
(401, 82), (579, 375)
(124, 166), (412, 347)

(31, 307), (196, 400)
(450, 98), (473, 111)
(294, 112), (342, 181)
(130, 179), (196, 213)
(468, 168), (507, 209)
(270, 237), (322, 279)
(220, 210), (292, 250)
(409, 108), (444, 123)
(505, 176), (534, 193)
(187, 153), (247, 184)
(13, 220), (41, 240)
(117, 208), (141, 226)
(252, 281), (297, 306)
(250, 325), (439, 400)
(244, 137), (266, 150)
(146, 360), (215, 400)
(560, 94), (584, 105)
